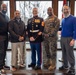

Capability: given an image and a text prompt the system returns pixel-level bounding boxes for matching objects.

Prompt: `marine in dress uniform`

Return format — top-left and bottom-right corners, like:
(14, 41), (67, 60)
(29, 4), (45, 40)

(27, 8), (44, 70)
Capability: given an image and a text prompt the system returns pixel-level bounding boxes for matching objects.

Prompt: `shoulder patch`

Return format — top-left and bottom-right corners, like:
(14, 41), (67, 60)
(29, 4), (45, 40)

(41, 21), (45, 26)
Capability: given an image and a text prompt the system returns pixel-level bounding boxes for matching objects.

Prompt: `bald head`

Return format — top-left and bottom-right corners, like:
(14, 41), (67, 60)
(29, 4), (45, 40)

(1, 4), (7, 14)
(1, 4), (7, 9)
(32, 8), (38, 17)
(47, 7), (53, 16)
(14, 10), (21, 19)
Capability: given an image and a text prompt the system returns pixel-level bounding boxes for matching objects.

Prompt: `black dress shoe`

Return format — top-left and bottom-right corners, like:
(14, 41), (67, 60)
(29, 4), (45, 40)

(0, 66), (3, 70)
(34, 66), (41, 70)
(67, 69), (75, 75)
(28, 63), (35, 68)
(3, 65), (10, 70)
(59, 66), (68, 70)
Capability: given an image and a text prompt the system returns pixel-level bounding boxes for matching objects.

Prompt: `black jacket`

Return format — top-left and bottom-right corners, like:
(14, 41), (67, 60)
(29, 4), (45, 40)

(0, 12), (9, 41)
(8, 18), (26, 42)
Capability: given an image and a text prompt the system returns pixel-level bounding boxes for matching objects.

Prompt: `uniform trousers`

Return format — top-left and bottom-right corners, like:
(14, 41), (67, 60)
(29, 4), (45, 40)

(30, 42), (42, 67)
(43, 37), (57, 67)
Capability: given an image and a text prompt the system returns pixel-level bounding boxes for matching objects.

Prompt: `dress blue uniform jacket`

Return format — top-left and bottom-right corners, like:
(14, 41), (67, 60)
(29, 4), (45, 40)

(27, 16), (44, 43)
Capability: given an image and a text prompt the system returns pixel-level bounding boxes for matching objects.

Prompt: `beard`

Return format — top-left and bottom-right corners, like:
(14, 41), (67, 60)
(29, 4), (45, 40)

(15, 17), (20, 19)
(48, 13), (52, 16)
(2, 10), (7, 14)
(64, 13), (70, 18)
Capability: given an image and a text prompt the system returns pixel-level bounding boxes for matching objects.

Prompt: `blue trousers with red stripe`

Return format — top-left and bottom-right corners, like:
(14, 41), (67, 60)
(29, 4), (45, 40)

(30, 42), (42, 67)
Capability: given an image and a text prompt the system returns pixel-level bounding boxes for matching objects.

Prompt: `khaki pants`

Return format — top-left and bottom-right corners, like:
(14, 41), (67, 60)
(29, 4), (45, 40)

(11, 42), (25, 67)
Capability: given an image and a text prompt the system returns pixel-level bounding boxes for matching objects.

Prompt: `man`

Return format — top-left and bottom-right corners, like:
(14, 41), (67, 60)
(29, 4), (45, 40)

(27, 8), (44, 70)
(59, 5), (76, 74)
(8, 10), (26, 71)
(0, 4), (10, 72)
(43, 7), (60, 70)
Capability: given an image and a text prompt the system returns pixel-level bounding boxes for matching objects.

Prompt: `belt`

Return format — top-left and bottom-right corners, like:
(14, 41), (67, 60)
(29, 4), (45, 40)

(30, 30), (39, 33)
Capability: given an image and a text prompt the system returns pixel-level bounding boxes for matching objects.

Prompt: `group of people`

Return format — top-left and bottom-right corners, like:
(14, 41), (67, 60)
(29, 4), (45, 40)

(0, 3), (76, 74)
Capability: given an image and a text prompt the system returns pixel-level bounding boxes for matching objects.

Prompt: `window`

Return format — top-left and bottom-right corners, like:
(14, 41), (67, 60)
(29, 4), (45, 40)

(58, 1), (69, 20)
(58, 1), (63, 20)
(16, 1), (52, 21)
(74, 1), (76, 16)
